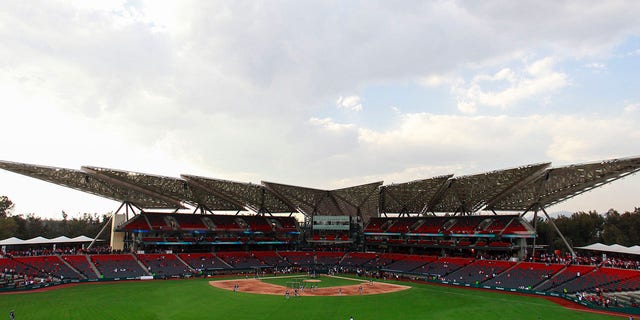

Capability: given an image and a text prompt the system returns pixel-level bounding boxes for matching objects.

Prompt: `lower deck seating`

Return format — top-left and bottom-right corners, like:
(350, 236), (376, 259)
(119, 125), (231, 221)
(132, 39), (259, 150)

(1, 256), (47, 278)
(383, 255), (437, 273)
(178, 253), (231, 270)
(484, 262), (565, 289)
(443, 259), (516, 284)
(62, 255), (99, 279)
(279, 252), (315, 267)
(550, 267), (640, 293)
(2, 258), (49, 278)
(339, 253), (376, 268)
(251, 251), (290, 268)
(602, 273), (640, 292)
(315, 252), (346, 266)
(0, 273), (27, 289)
(216, 251), (266, 269)
(137, 254), (190, 277)
(90, 254), (148, 279)
(0, 258), (25, 285)
(0, 257), (18, 271)
(0, 259), (30, 289)
(536, 265), (595, 292)
(416, 257), (475, 277)
(361, 255), (395, 269)
(13, 256), (81, 280)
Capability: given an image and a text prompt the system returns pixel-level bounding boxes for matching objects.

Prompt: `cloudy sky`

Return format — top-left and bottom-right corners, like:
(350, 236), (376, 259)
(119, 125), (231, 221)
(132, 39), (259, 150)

(1, 1), (639, 219)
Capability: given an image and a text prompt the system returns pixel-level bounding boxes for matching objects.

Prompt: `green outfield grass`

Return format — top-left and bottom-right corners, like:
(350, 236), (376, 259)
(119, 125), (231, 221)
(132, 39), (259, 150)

(260, 275), (363, 288)
(0, 278), (622, 320)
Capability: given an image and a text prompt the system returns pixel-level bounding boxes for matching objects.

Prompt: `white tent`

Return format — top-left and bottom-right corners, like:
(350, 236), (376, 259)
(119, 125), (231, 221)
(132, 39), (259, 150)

(576, 243), (640, 256)
(576, 243), (609, 251)
(0, 235), (99, 246)
(50, 236), (73, 243)
(0, 237), (24, 246)
(23, 236), (50, 244)
(71, 235), (97, 242)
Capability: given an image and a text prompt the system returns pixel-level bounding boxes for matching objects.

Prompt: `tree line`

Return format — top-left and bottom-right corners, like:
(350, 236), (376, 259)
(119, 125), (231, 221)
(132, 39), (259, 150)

(534, 207), (640, 250)
(0, 195), (110, 241)
(2, 195), (640, 252)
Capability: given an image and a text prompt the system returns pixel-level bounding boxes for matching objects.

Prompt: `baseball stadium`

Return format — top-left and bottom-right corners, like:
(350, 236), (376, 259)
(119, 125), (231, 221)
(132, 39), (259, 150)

(2, 157), (640, 320)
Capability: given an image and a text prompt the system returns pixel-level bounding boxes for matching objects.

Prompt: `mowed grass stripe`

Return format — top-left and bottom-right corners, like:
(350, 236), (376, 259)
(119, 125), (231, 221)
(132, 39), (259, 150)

(0, 278), (620, 320)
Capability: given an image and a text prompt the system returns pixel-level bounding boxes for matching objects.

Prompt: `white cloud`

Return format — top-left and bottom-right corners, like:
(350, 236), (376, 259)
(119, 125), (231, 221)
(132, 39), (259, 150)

(336, 95), (363, 112)
(453, 57), (569, 113)
(308, 117), (355, 132)
(419, 74), (455, 87)
(330, 164), (463, 190)
(624, 102), (640, 113)
(356, 111), (640, 165)
(585, 62), (606, 72)
(358, 113), (530, 154)
(542, 113), (640, 162)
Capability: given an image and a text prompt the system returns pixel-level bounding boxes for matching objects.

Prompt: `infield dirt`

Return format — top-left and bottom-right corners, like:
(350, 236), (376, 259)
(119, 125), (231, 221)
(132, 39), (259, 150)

(209, 276), (410, 296)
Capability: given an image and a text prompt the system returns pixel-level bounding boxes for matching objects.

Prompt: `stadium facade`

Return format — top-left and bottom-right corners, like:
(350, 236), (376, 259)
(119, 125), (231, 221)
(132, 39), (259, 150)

(2, 156), (639, 257)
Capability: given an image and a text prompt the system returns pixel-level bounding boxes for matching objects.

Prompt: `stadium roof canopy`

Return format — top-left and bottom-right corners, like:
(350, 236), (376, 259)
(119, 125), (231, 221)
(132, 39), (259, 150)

(1, 156), (640, 218)
(262, 181), (383, 220)
(0, 161), (183, 209)
(181, 175), (294, 214)
(486, 156), (640, 212)
(82, 166), (242, 211)
(427, 163), (551, 214)
(379, 175), (452, 215)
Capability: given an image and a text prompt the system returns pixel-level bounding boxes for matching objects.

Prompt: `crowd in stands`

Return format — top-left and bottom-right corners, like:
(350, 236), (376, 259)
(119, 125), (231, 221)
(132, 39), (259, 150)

(602, 257), (640, 270)
(363, 215), (532, 236)
(1, 264), (55, 289)
(2, 246), (118, 258)
(527, 252), (640, 271)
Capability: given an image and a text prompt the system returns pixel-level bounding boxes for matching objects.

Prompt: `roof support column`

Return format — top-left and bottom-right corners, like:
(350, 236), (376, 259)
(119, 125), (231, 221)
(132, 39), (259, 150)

(88, 215), (112, 250)
(531, 210), (538, 260)
(540, 205), (576, 259)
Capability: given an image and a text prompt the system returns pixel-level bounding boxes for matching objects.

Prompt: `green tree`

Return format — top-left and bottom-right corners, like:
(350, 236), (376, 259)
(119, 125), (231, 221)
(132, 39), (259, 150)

(602, 209), (640, 246)
(0, 195), (18, 238)
(553, 211), (604, 248)
(602, 224), (628, 244)
(0, 195), (14, 218)
(0, 216), (18, 239)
